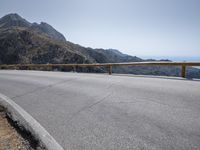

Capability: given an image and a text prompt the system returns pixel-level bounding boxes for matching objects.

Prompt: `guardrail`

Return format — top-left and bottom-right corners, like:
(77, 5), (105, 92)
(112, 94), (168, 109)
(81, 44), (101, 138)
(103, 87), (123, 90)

(0, 61), (200, 78)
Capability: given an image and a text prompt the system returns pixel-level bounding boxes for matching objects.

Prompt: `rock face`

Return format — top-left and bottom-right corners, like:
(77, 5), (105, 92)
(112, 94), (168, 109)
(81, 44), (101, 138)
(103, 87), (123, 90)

(31, 22), (66, 42)
(0, 13), (200, 78)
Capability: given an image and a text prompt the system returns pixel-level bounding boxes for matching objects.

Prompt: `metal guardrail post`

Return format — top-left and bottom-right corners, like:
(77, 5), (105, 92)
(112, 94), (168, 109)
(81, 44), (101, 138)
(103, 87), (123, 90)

(181, 65), (186, 78)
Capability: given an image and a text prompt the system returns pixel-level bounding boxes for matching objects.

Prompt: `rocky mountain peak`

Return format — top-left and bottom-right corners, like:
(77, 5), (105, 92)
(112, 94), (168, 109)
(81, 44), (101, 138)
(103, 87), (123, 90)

(0, 13), (66, 42)
(31, 22), (66, 42)
(0, 13), (31, 28)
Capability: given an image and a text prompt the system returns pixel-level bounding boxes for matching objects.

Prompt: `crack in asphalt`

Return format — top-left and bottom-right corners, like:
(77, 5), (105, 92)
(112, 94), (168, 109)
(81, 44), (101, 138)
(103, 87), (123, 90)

(65, 82), (116, 123)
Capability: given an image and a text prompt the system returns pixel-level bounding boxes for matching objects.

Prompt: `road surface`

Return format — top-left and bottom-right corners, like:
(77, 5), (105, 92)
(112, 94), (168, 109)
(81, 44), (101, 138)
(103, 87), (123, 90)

(0, 70), (200, 150)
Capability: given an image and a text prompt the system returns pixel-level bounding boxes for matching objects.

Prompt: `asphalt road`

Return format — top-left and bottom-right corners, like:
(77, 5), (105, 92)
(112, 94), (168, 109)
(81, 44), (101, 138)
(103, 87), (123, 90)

(0, 70), (200, 150)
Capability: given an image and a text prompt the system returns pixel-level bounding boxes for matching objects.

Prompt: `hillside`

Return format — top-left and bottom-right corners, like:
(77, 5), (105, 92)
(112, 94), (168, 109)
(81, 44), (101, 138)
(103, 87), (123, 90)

(0, 13), (200, 78)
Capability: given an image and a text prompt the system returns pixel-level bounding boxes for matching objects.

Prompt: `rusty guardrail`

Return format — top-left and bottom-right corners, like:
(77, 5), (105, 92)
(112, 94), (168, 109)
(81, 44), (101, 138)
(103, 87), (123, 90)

(0, 61), (200, 78)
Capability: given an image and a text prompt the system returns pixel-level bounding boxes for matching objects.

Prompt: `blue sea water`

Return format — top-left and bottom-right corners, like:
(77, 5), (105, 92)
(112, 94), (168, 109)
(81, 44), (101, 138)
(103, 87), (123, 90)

(141, 56), (200, 62)
(141, 56), (200, 69)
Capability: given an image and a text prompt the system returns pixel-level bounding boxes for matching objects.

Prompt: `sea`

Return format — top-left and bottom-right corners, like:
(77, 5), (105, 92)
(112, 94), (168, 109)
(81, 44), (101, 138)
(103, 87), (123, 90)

(140, 56), (200, 62)
(140, 56), (200, 69)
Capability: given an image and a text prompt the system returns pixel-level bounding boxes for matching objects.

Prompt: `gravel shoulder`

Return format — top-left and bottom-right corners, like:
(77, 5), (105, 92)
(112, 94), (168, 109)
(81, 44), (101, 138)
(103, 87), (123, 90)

(0, 106), (29, 150)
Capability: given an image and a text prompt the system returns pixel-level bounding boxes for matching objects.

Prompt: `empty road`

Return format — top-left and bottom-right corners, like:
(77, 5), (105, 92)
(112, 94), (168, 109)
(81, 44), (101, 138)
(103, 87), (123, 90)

(0, 70), (200, 150)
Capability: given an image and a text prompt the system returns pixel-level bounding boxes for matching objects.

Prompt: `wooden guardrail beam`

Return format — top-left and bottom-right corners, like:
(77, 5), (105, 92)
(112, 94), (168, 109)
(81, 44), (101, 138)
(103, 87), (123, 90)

(0, 61), (200, 78)
(1, 61), (200, 67)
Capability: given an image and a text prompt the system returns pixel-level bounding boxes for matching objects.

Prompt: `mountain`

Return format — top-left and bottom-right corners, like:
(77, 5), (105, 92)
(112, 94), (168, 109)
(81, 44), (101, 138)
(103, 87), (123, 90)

(0, 13), (66, 42)
(0, 13), (141, 64)
(0, 13), (200, 78)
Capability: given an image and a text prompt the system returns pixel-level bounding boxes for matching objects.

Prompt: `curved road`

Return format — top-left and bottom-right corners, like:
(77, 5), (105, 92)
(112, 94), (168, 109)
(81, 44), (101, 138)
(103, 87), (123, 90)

(0, 70), (200, 150)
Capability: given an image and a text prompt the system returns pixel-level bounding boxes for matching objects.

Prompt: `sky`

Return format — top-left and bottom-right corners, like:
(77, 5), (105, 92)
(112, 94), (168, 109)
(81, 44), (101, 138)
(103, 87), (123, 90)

(0, 0), (200, 59)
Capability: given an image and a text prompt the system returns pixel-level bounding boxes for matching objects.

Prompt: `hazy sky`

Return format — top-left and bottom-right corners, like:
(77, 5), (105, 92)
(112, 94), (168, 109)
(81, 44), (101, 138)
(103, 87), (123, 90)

(0, 0), (200, 58)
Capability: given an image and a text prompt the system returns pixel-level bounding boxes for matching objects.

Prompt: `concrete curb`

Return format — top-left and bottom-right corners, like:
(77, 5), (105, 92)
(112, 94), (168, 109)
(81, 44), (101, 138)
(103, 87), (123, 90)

(0, 93), (64, 150)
